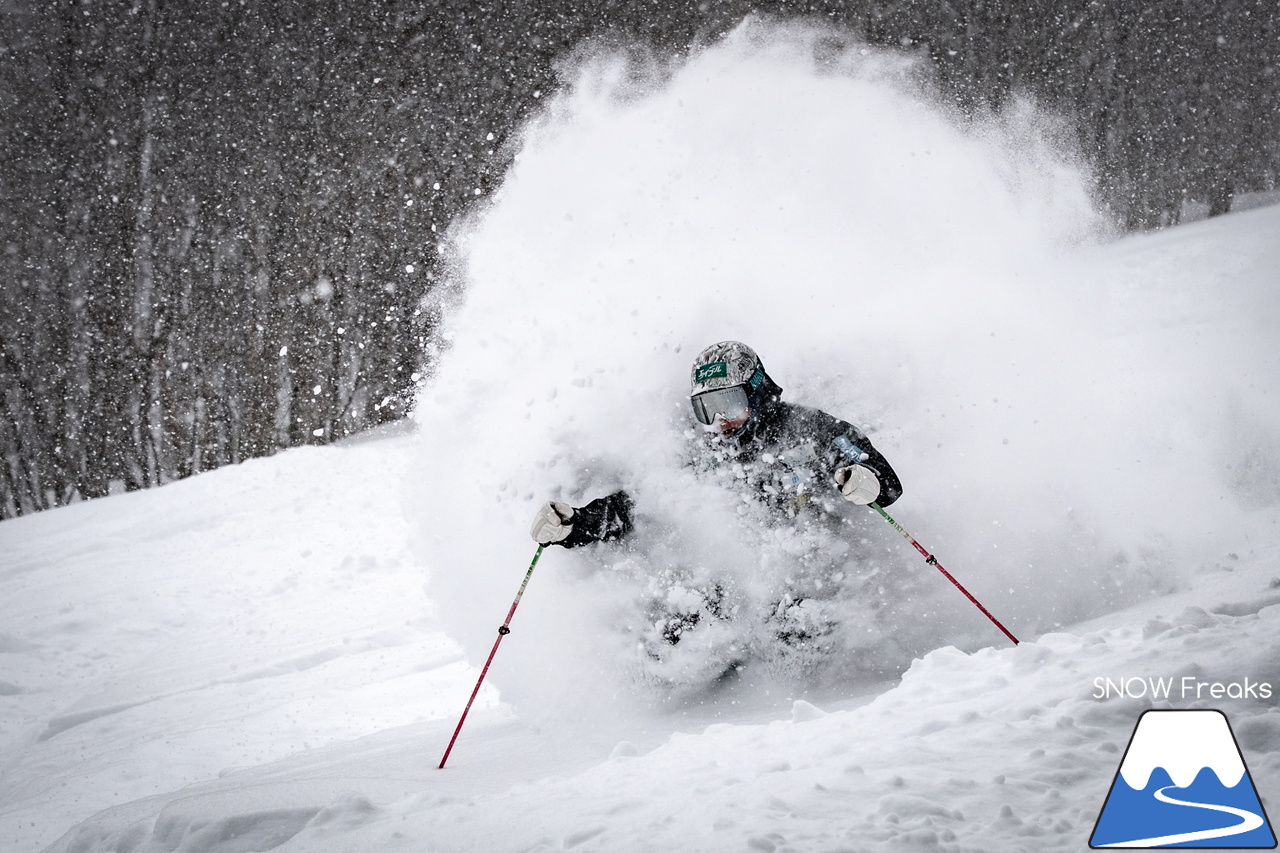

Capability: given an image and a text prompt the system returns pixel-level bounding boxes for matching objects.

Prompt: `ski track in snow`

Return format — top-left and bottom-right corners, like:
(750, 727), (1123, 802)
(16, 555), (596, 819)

(3, 20), (1280, 853)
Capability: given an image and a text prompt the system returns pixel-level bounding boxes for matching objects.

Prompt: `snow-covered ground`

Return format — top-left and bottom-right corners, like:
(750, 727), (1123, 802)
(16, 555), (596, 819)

(4, 20), (1280, 853)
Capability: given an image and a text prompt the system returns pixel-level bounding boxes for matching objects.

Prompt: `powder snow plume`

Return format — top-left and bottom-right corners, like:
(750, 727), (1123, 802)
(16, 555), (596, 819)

(407, 19), (1277, 720)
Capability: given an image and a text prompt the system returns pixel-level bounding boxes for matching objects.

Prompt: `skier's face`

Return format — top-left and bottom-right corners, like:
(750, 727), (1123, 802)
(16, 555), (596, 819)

(710, 410), (750, 436)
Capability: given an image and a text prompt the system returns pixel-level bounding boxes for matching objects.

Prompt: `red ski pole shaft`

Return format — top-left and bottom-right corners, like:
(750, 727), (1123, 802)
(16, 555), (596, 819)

(868, 503), (1019, 646)
(438, 545), (545, 769)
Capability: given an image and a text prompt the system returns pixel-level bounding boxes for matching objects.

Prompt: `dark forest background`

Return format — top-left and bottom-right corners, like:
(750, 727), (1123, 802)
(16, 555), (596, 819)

(2, 0), (1277, 519)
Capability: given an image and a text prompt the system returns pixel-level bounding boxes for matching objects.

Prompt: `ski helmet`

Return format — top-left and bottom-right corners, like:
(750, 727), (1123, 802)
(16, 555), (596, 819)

(688, 341), (782, 430)
(689, 341), (780, 397)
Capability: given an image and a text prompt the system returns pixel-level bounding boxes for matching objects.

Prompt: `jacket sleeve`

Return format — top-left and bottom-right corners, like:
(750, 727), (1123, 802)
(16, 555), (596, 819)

(561, 491), (635, 548)
(823, 419), (903, 507)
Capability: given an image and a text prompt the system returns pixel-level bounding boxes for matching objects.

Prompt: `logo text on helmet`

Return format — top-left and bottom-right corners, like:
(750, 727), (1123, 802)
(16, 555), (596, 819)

(695, 361), (728, 384)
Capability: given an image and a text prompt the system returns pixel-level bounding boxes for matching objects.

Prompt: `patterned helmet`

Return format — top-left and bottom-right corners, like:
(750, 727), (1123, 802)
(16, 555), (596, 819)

(689, 341), (768, 397)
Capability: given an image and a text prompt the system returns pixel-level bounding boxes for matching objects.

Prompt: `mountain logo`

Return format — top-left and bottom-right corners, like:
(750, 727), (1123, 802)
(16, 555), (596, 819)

(1090, 709), (1277, 848)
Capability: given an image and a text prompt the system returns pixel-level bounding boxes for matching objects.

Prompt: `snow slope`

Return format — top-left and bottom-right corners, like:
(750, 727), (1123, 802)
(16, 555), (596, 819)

(5, 409), (1280, 852)
(0, 425), (478, 852)
(4, 19), (1280, 853)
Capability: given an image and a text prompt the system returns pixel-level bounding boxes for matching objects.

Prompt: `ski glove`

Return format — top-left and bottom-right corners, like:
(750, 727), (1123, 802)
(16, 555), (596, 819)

(834, 464), (881, 505)
(530, 501), (575, 545)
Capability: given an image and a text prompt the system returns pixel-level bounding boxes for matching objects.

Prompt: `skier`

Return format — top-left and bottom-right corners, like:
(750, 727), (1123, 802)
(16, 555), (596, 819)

(529, 340), (902, 550)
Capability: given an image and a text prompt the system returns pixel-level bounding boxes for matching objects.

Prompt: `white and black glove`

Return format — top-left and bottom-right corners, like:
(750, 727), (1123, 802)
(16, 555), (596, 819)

(530, 501), (575, 545)
(834, 464), (881, 505)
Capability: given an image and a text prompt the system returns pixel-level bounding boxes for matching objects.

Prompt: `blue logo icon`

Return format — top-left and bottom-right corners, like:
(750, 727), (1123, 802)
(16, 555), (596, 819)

(1091, 710), (1276, 848)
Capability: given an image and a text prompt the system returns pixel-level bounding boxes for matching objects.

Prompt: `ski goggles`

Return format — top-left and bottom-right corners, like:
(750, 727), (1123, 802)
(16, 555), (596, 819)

(690, 385), (750, 425)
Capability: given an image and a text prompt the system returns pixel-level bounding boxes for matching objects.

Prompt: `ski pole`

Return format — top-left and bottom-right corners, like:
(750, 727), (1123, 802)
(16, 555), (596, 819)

(868, 503), (1019, 646)
(438, 544), (545, 769)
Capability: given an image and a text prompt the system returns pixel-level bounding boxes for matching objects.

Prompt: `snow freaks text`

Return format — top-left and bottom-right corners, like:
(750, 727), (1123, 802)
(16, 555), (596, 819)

(1092, 677), (1274, 701)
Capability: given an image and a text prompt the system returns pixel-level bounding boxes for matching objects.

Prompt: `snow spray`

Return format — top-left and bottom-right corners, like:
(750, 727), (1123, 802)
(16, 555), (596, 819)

(411, 17), (1266, 716)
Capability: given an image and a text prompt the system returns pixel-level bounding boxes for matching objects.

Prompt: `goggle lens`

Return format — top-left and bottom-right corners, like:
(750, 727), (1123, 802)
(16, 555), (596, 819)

(691, 386), (750, 425)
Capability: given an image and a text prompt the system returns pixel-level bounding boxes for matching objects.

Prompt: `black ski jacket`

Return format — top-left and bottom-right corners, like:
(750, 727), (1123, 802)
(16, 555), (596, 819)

(559, 399), (902, 548)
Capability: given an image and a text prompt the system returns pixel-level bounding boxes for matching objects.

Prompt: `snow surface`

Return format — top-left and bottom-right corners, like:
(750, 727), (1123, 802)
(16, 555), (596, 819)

(3, 20), (1280, 853)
